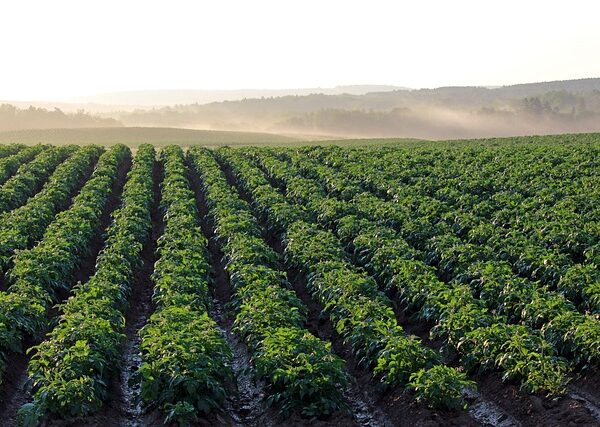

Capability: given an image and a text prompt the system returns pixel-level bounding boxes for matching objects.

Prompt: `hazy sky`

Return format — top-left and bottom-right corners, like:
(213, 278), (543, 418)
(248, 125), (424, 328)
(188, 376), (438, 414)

(1, 0), (599, 100)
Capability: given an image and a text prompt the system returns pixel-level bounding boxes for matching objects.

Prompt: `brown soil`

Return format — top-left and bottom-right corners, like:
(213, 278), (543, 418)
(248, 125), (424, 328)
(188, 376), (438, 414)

(0, 337), (34, 425)
(2, 150), (595, 427)
(219, 153), (600, 427)
(476, 371), (600, 427)
(187, 156), (279, 427)
(285, 153), (600, 427)
(43, 157), (166, 427)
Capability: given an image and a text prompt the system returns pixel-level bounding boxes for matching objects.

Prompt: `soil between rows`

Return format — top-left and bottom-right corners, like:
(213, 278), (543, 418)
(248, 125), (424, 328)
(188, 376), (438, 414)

(290, 153), (600, 427)
(187, 156), (278, 427)
(77, 157), (167, 427)
(1, 149), (596, 427)
(43, 157), (168, 427)
(346, 247), (600, 426)
(190, 154), (371, 426)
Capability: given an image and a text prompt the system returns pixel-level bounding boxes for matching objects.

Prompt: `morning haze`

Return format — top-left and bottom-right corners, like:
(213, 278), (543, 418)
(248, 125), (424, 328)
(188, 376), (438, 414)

(1, 1), (599, 141)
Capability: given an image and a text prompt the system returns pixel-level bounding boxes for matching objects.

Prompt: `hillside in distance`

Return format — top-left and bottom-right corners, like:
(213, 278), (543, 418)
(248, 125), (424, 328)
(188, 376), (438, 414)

(0, 104), (121, 132)
(4, 78), (600, 140)
(71, 85), (406, 107)
(113, 78), (600, 139)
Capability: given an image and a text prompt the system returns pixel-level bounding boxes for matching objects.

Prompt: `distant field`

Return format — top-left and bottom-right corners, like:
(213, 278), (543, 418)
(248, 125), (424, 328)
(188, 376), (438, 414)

(0, 127), (299, 147)
(2, 127), (598, 149)
(0, 126), (434, 148)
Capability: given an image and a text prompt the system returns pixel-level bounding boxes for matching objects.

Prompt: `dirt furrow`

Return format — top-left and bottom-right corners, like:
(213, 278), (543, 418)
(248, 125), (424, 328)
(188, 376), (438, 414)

(112, 159), (164, 427)
(568, 389), (600, 424)
(377, 258), (599, 427)
(187, 158), (275, 427)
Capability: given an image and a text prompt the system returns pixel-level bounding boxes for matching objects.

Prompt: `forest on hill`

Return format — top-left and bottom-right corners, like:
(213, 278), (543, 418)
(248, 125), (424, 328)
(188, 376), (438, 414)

(113, 78), (600, 139)
(0, 104), (121, 132)
(4, 78), (600, 140)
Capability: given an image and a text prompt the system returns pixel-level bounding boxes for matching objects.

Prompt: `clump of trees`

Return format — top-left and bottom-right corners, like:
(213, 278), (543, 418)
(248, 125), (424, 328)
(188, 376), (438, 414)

(0, 104), (121, 131)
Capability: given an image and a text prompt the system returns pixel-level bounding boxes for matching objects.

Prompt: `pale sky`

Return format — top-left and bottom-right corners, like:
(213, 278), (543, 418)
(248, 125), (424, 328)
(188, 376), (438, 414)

(1, 0), (599, 101)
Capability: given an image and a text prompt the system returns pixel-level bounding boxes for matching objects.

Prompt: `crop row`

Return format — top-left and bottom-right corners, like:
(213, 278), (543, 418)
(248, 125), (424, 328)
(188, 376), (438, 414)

(311, 146), (600, 313)
(0, 145), (129, 384)
(0, 145), (103, 276)
(0, 145), (75, 214)
(245, 148), (570, 396)
(218, 148), (475, 410)
(0, 145), (47, 186)
(189, 147), (349, 417)
(279, 148), (600, 369)
(138, 146), (232, 425)
(368, 145), (599, 262)
(0, 144), (25, 159)
(17, 145), (155, 425)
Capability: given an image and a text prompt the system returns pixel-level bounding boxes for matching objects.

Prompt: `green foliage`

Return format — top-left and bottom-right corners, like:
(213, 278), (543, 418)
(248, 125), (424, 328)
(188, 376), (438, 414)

(246, 143), (600, 398)
(0, 145), (102, 274)
(256, 328), (349, 417)
(0, 145), (127, 388)
(0, 145), (75, 213)
(139, 308), (232, 416)
(20, 145), (155, 421)
(190, 147), (349, 417)
(458, 324), (568, 396)
(222, 142), (597, 401)
(0, 135), (595, 420)
(408, 366), (476, 410)
(139, 146), (233, 423)
(375, 331), (438, 385)
(219, 148), (460, 408)
(0, 144), (46, 185)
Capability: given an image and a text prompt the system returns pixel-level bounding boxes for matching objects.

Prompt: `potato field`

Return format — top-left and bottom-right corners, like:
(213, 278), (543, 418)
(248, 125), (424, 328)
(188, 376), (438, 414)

(0, 136), (598, 427)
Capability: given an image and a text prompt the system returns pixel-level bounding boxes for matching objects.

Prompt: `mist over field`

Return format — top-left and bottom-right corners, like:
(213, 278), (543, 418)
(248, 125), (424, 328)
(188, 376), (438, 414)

(2, 1), (600, 141)
(3, 78), (600, 140)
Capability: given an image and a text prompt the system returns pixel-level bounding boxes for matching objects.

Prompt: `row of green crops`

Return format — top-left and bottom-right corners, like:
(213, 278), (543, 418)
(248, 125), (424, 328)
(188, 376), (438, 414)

(248, 148), (571, 396)
(306, 145), (600, 313)
(17, 145), (155, 426)
(0, 145), (75, 213)
(0, 145), (129, 383)
(0, 144), (24, 159)
(138, 146), (232, 426)
(0, 138), (593, 423)
(0, 145), (47, 186)
(0, 145), (102, 275)
(218, 148), (475, 410)
(188, 147), (349, 417)
(280, 146), (600, 370)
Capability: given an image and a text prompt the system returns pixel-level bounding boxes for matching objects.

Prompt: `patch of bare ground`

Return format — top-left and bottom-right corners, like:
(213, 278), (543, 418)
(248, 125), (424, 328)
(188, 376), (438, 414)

(187, 158), (277, 427)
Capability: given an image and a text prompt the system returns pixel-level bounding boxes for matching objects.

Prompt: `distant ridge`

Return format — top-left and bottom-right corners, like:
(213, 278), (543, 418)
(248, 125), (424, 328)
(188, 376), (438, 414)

(3, 77), (600, 141)
(493, 77), (600, 96)
(71, 85), (408, 107)
(73, 78), (600, 110)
